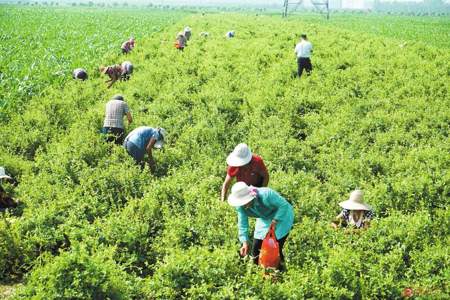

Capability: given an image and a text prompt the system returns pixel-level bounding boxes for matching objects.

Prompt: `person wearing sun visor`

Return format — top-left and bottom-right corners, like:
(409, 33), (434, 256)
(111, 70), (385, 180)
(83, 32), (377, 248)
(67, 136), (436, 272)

(123, 126), (166, 172)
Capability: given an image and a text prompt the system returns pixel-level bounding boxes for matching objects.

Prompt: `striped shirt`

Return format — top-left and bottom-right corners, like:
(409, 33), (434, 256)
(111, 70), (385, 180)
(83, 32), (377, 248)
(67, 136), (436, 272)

(103, 100), (130, 129)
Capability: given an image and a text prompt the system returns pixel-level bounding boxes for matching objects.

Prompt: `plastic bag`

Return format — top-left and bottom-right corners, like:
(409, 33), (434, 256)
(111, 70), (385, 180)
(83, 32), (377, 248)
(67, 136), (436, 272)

(259, 223), (280, 269)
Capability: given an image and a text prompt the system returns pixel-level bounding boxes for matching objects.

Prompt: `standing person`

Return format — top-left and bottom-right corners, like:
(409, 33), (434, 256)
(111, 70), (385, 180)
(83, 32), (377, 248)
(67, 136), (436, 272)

(331, 190), (374, 229)
(123, 126), (166, 172)
(221, 143), (269, 202)
(100, 64), (122, 88)
(184, 26), (192, 41)
(0, 167), (18, 211)
(228, 182), (294, 269)
(121, 61), (133, 81)
(175, 32), (187, 51)
(121, 37), (135, 54)
(294, 33), (313, 78)
(102, 94), (133, 145)
(72, 68), (88, 81)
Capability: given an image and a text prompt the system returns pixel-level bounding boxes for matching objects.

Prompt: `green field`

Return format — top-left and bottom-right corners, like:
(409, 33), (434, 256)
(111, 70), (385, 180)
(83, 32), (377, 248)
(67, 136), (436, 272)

(0, 5), (449, 299)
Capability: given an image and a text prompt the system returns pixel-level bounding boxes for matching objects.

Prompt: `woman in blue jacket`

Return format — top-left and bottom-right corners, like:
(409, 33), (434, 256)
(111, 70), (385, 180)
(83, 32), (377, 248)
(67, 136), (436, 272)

(228, 181), (294, 268)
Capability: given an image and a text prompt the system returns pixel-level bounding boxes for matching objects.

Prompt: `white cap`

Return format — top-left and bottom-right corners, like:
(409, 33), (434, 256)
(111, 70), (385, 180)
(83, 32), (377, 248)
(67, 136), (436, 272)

(228, 182), (256, 207)
(0, 167), (12, 180)
(154, 128), (167, 149)
(226, 143), (252, 167)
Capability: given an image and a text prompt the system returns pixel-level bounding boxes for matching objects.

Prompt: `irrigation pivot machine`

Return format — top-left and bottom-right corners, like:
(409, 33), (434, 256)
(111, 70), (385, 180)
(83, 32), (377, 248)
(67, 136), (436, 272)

(282, 0), (330, 19)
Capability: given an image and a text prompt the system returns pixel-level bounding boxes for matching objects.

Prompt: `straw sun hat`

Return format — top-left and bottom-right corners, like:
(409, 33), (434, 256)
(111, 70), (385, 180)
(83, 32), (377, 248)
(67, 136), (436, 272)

(226, 143), (252, 167)
(0, 167), (12, 180)
(228, 182), (256, 207)
(339, 190), (372, 211)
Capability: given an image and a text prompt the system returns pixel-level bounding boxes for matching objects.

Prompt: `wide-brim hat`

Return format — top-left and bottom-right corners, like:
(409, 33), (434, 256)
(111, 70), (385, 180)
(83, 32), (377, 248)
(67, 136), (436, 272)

(154, 128), (166, 149)
(0, 167), (12, 180)
(228, 182), (255, 207)
(339, 190), (372, 211)
(226, 143), (252, 167)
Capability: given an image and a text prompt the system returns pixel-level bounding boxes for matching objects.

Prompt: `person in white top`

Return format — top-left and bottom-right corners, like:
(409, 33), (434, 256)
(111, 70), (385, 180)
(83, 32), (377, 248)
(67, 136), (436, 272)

(294, 33), (313, 77)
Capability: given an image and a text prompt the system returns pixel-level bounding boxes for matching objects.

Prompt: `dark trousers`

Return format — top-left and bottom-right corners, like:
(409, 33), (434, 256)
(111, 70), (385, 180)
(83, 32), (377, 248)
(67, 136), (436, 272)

(297, 57), (312, 77)
(252, 234), (289, 265)
(102, 127), (125, 145)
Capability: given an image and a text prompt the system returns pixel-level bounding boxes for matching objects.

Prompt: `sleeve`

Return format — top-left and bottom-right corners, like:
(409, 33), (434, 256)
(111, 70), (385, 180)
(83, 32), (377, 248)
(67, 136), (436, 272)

(264, 189), (290, 222)
(123, 102), (129, 114)
(227, 166), (238, 177)
(237, 207), (249, 243)
(365, 210), (374, 221)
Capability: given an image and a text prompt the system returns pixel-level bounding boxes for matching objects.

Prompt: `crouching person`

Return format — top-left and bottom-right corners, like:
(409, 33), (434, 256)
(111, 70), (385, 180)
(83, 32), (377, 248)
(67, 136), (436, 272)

(123, 127), (166, 172)
(331, 190), (374, 229)
(73, 68), (88, 81)
(228, 182), (294, 270)
(121, 61), (133, 81)
(102, 94), (132, 145)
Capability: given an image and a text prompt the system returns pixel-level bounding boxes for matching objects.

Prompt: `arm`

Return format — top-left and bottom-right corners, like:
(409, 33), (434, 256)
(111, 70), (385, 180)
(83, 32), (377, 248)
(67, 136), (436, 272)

(146, 137), (157, 171)
(237, 207), (250, 256)
(221, 174), (233, 201)
(237, 207), (249, 244)
(107, 74), (119, 88)
(126, 112), (133, 125)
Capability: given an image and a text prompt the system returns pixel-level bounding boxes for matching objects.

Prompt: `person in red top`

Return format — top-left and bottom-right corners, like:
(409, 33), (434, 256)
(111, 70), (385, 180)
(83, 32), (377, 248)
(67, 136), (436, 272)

(221, 143), (269, 201)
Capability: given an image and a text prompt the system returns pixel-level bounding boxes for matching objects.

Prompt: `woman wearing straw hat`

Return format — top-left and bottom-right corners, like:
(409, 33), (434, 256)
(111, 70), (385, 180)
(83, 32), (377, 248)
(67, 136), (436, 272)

(100, 64), (122, 88)
(0, 167), (18, 211)
(123, 126), (166, 172)
(228, 181), (294, 269)
(331, 190), (374, 229)
(221, 143), (269, 202)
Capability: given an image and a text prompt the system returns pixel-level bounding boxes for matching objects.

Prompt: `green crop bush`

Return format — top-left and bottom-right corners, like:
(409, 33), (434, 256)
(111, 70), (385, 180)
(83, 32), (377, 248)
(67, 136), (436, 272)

(14, 246), (141, 300)
(1, 7), (449, 299)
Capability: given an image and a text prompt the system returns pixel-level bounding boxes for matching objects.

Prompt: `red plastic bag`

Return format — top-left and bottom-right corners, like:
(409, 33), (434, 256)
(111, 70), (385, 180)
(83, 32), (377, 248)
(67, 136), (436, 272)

(259, 223), (280, 269)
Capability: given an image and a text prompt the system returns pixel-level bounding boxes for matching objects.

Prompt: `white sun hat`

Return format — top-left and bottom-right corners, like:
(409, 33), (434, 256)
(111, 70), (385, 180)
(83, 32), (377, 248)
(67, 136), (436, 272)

(0, 167), (12, 180)
(226, 143), (252, 167)
(339, 190), (372, 211)
(154, 127), (167, 149)
(228, 182), (256, 207)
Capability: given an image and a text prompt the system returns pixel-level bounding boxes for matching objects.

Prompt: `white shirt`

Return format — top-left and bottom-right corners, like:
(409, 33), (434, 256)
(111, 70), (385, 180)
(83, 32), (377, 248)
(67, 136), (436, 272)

(295, 40), (313, 58)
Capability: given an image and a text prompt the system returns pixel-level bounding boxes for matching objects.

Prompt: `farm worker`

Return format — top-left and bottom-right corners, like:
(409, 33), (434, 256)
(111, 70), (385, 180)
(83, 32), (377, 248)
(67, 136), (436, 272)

(121, 37), (135, 54)
(72, 68), (88, 81)
(228, 181), (294, 268)
(102, 94), (133, 145)
(221, 143), (269, 202)
(121, 61), (133, 81)
(0, 167), (18, 211)
(123, 126), (166, 172)
(294, 33), (313, 77)
(184, 26), (192, 40)
(226, 30), (235, 38)
(100, 64), (122, 88)
(331, 190), (374, 229)
(175, 32), (187, 51)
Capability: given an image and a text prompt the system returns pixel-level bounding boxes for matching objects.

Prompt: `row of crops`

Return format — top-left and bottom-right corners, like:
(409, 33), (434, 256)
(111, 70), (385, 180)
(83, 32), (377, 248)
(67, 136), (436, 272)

(1, 7), (449, 299)
(0, 6), (184, 121)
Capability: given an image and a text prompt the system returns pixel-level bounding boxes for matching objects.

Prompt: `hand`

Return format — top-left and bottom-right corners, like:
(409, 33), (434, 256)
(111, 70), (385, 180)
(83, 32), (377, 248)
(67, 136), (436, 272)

(240, 242), (249, 257)
(330, 222), (338, 229)
(147, 159), (156, 172)
(271, 220), (277, 228)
